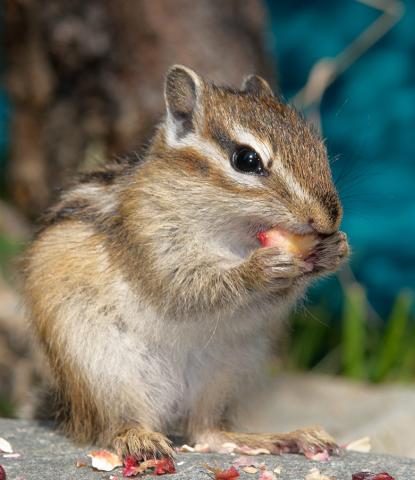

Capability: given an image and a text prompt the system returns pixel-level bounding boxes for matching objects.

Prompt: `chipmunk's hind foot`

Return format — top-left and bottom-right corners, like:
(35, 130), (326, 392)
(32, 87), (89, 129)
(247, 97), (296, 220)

(215, 425), (339, 457)
(270, 425), (339, 456)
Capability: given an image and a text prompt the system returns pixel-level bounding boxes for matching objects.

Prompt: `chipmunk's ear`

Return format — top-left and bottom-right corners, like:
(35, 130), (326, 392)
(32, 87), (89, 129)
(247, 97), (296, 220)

(242, 75), (274, 98)
(165, 65), (202, 137)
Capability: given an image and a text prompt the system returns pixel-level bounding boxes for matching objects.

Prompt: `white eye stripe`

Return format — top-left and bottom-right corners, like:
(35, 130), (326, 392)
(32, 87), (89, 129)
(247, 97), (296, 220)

(164, 119), (262, 188)
(164, 119), (313, 200)
(272, 153), (312, 203)
(232, 126), (312, 203)
(232, 126), (273, 166)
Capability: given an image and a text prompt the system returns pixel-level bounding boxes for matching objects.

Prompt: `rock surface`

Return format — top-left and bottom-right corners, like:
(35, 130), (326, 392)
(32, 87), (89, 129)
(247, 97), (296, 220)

(237, 373), (415, 458)
(1, 418), (415, 479)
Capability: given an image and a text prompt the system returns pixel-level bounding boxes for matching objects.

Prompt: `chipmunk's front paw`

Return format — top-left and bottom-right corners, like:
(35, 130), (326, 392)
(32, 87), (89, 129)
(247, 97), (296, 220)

(308, 231), (349, 274)
(113, 427), (174, 461)
(249, 246), (308, 289)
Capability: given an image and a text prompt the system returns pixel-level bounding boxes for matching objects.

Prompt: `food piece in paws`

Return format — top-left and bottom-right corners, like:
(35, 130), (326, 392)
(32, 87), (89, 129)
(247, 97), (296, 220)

(257, 228), (318, 258)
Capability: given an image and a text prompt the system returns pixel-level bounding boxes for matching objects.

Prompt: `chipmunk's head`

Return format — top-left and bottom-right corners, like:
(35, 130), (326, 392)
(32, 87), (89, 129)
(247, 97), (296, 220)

(154, 65), (342, 251)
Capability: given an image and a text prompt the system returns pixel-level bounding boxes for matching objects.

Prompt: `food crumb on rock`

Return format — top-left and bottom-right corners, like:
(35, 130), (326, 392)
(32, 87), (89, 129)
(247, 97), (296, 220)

(123, 456), (176, 477)
(205, 465), (240, 479)
(0, 439), (12, 455)
(352, 473), (395, 480)
(259, 470), (277, 480)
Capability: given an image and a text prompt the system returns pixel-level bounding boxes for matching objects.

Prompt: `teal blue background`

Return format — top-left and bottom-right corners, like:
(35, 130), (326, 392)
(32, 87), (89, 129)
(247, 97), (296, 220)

(0, 5), (10, 171)
(266, 0), (415, 313)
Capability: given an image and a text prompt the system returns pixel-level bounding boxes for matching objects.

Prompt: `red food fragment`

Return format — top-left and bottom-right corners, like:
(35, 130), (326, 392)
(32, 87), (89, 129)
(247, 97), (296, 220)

(0, 465), (6, 480)
(352, 473), (395, 480)
(216, 467), (240, 480)
(206, 465), (240, 480)
(123, 456), (140, 477)
(122, 456), (176, 477)
(257, 231), (267, 246)
(152, 458), (176, 475)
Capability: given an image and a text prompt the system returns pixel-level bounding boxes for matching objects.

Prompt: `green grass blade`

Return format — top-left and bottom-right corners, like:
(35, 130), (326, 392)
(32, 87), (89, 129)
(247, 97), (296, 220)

(342, 283), (367, 380)
(0, 397), (15, 418)
(373, 289), (413, 382)
(397, 326), (415, 382)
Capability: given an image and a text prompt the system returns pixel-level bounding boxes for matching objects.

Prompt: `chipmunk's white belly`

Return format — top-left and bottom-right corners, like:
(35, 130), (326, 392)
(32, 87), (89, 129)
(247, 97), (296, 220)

(120, 305), (274, 431)
(62, 277), (292, 431)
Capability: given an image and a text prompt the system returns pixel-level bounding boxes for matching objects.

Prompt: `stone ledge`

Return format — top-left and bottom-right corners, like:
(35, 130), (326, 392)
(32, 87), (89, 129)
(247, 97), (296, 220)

(1, 419), (414, 479)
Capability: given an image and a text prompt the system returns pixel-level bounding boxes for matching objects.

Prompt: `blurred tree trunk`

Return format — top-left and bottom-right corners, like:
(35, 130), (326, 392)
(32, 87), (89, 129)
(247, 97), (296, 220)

(5, 0), (274, 218)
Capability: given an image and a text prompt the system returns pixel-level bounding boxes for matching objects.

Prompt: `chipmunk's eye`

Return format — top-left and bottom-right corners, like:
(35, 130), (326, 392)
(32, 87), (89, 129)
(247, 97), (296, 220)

(231, 146), (266, 175)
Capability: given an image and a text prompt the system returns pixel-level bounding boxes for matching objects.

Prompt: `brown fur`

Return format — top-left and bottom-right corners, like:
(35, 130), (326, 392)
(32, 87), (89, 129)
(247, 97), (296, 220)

(24, 223), (118, 443)
(22, 65), (349, 458)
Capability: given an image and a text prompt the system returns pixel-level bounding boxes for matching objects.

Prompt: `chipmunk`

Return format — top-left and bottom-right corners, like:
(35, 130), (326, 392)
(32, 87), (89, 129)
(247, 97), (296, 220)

(23, 65), (349, 460)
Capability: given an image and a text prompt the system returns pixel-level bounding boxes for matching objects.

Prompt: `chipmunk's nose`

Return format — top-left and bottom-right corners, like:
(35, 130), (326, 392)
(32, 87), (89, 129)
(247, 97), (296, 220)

(307, 205), (342, 235)
(304, 190), (343, 235)
(309, 218), (334, 235)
